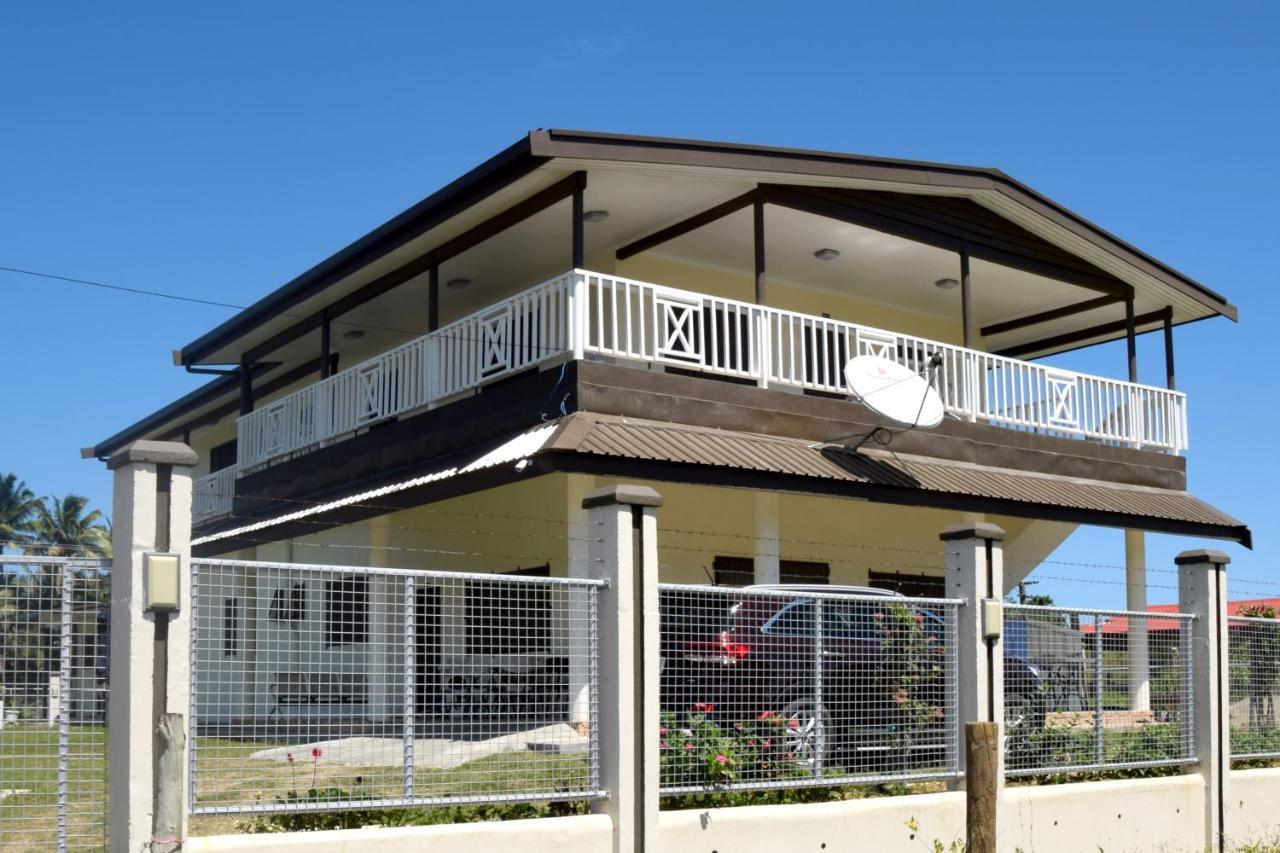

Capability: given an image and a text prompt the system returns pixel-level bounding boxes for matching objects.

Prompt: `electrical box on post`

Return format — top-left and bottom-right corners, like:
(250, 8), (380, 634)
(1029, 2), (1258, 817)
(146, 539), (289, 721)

(144, 552), (181, 613)
(981, 598), (1002, 641)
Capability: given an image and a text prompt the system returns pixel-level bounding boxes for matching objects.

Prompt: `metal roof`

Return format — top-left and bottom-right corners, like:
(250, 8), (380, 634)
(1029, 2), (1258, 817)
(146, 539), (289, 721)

(543, 413), (1249, 545)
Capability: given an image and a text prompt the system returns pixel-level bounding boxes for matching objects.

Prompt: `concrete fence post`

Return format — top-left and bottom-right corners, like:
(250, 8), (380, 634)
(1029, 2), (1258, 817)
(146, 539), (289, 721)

(105, 440), (198, 853)
(1176, 548), (1231, 853)
(941, 521), (1005, 837)
(583, 484), (662, 853)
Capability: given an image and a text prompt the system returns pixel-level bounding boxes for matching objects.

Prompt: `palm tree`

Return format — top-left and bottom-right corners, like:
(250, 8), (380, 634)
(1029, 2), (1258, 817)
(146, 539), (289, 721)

(30, 495), (111, 558)
(0, 474), (41, 547)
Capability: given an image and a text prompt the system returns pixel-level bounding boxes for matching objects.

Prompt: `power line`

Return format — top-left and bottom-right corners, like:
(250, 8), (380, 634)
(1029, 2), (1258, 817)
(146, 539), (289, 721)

(0, 265), (247, 311)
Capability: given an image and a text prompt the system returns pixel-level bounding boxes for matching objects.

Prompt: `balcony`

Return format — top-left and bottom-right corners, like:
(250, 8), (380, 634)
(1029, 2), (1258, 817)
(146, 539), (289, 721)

(191, 269), (1188, 524)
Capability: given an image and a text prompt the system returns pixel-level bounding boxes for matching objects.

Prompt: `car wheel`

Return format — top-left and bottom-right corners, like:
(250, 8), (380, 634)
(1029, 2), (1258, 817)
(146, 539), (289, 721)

(780, 698), (826, 769)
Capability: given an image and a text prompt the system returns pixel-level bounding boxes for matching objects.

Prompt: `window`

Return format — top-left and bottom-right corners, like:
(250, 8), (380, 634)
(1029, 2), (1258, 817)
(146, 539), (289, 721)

(713, 556), (754, 587)
(869, 570), (945, 599)
(763, 600), (815, 637)
(210, 439), (237, 473)
(269, 583), (307, 623)
(466, 566), (551, 655)
(324, 576), (369, 647)
(222, 598), (239, 656)
(780, 560), (829, 584)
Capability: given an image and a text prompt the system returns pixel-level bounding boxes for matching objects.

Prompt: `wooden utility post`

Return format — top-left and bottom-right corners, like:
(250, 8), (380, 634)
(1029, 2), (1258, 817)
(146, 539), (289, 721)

(965, 721), (999, 853)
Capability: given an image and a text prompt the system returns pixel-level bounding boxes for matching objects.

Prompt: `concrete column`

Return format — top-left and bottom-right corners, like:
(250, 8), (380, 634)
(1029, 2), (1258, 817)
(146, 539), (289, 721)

(1125, 529), (1151, 712)
(753, 492), (780, 585)
(941, 522), (1005, 819)
(1176, 548), (1231, 853)
(583, 484), (661, 853)
(566, 474), (595, 731)
(105, 440), (197, 853)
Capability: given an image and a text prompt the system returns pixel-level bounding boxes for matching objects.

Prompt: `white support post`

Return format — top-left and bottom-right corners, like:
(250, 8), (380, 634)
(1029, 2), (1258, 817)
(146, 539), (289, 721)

(753, 492), (780, 585)
(566, 474), (595, 733)
(105, 440), (197, 853)
(1177, 548), (1231, 853)
(583, 484), (661, 853)
(1125, 529), (1151, 711)
(571, 271), (588, 361)
(941, 522), (1005, 809)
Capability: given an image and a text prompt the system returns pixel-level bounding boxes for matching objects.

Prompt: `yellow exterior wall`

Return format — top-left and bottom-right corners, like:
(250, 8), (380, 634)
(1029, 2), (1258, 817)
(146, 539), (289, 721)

(212, 474), (1075, 594)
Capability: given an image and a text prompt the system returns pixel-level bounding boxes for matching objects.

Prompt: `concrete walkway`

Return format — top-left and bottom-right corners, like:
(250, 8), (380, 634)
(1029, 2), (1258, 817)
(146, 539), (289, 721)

(249, 723), (587, 769)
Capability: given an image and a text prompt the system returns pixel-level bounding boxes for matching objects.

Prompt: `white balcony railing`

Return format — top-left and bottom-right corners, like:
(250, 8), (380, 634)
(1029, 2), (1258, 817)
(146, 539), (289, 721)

(193, 465), (236, 525)
(201, 269), (1187, 512)
(580, 272), (1188, 453)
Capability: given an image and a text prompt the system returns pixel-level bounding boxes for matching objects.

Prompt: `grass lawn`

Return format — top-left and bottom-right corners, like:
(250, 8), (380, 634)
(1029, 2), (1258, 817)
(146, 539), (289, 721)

(0, 724), (108, 852)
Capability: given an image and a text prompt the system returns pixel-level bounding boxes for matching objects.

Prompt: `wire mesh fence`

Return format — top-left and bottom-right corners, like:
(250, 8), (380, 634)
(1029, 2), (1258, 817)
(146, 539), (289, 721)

(657, 584), (961, 794)
(0, 556), (110, 852)
(189, 558), (604, 816)
(1228, 614), (1280, 760)
(1003, 603), (1196, 777)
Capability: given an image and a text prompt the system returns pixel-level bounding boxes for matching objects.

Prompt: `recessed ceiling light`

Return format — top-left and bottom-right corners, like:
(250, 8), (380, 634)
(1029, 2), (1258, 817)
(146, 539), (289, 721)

(446, 278), (471, 291)
(341, 329), (365, 341)
(582, 209), (609, 223)
(934, 278), (960, 290)
(813, 248), (840, 262)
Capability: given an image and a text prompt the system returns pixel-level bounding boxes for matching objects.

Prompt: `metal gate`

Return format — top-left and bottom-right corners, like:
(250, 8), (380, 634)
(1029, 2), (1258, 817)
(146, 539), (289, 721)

(0, 556), (110, 852)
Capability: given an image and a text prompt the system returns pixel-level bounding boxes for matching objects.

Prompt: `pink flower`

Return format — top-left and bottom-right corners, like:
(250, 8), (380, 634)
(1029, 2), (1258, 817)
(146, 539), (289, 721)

(914, 612), (925, 624)
(757, 711), (775, 721)
(659, 726), (669, 735)
(747, 739), (756, 747)
(692, 702), (714, 713)
(894, 689), (909, 705)
(684, 742), (695, 751)
(933, 707), (945, 721)
(788, 717), (799, 731)
(714, 754), (728, 765)
(659, 741), (668, 751)
(762, 739), (772, 752)
(311, 747), (323, 759)
(286, 753), (295, 764)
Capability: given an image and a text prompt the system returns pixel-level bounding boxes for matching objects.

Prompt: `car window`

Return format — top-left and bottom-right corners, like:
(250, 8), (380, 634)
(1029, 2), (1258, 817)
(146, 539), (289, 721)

(763, 600), (815, 637)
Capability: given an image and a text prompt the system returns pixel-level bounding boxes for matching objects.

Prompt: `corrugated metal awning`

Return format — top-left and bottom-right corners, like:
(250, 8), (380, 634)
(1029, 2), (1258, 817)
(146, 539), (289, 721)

(543, 413), (1250, 545)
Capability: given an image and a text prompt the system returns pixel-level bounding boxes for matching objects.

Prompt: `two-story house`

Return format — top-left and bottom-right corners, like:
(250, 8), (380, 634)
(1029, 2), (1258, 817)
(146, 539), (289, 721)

(88, 130), (1248, 724)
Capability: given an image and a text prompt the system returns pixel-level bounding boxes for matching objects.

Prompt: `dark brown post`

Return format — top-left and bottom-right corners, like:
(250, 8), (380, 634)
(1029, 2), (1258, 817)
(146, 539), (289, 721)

(1125, 295), (1139, 383)
(319, 310), (332, 378)
(572, 185), (585, 269)
(965, 721), (999, 853)
(960, 251), (973, 349)
(428, 261), (440, 332)
(238, 360), (253, 415)
(753, 198), (766, 304)
(1163, 307), (1176, 390)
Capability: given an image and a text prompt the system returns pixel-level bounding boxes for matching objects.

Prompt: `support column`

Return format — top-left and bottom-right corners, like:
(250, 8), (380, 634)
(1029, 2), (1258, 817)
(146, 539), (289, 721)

(1177, 548), (1231, 853)
(753, 492), (780, 585)
(238, 360), (253, 415)
(320, 310), (332, 379)
(753, 199), (766, 305)
(584, 485), (661, 853)
(428, 262), (440, 333)
(566, 474), (595, 733)
(960, 251), (973, 349)
(1125, 530), (1151, 711)
(1125, 296), (1139, 383)
(1163, 307), (1177, 390)
(105, 440), (197, 853)
(941, 522), (1004, 812)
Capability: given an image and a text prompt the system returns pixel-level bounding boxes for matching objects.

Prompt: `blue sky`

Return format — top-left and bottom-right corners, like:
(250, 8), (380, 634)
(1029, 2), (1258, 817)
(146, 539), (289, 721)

(3, 2), (1276, 606)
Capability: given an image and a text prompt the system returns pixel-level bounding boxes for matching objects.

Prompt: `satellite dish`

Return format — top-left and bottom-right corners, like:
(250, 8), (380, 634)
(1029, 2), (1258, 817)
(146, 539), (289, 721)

(844, 355), (945, 429)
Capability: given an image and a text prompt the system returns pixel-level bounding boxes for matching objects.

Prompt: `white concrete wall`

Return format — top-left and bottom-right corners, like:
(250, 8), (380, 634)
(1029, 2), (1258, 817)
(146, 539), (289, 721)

(189, 773), (1254, 853)
(187, 813), (613, 853)
(1229, 767), (1280, 844)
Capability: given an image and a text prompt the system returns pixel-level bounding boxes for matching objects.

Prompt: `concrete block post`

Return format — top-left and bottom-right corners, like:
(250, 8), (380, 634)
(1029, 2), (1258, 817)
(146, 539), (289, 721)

(1176, 548), (1231, 853)
(583, 484), (662, 853)
(941, 522), (1005, 815)
(105, 440), (198, 853)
